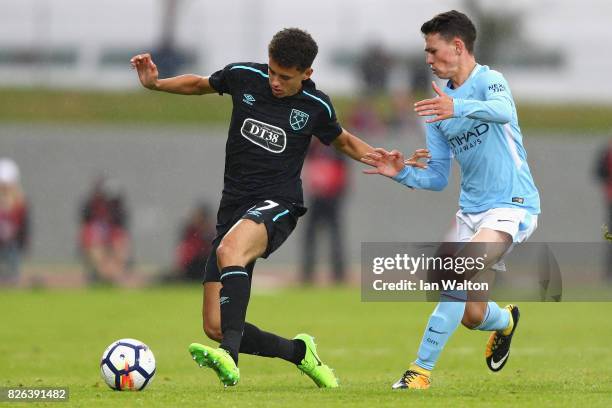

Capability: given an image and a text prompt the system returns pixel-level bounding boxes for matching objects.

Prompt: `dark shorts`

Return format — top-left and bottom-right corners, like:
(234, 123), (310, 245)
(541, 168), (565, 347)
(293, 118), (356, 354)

(203, 199), (304, 283)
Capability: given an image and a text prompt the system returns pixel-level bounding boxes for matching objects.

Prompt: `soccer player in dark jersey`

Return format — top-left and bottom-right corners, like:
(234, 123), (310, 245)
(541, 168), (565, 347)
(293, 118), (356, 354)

(131, 28), (428, 388)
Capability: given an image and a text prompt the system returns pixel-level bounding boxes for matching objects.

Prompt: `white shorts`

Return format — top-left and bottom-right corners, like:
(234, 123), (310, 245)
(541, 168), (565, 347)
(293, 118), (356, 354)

(455, 208), (538, 271)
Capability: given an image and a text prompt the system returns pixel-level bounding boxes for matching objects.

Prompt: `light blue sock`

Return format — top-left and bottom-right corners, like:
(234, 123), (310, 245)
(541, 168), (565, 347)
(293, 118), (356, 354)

(414, 295), (466, 371)
(473, 302), (510, 331)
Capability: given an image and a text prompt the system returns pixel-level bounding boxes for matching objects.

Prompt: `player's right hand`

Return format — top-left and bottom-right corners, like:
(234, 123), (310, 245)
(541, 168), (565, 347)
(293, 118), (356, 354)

(130, 53), (159, 90)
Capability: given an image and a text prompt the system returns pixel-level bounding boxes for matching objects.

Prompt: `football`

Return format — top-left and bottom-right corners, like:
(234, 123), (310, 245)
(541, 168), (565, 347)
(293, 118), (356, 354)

(99, 338), (156, 391)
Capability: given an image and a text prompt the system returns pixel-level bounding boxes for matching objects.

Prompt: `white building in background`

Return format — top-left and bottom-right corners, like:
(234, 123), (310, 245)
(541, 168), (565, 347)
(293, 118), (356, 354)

(0, 0), (611, 102)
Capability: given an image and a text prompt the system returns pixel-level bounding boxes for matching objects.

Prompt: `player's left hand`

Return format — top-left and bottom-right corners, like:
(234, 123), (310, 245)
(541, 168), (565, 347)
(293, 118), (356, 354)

(414, 81), (454, 123)
(404, 148), (431, 168)
(361, 148), (430, 178)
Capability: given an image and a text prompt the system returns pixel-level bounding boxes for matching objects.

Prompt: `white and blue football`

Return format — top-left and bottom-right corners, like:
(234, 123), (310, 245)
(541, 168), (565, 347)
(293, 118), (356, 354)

(100, 338), (156, 391)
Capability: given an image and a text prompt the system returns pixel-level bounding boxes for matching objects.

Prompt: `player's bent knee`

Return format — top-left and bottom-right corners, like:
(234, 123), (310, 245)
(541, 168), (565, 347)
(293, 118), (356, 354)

(203, 322), (223, 342)
(216, 241), (239, 266)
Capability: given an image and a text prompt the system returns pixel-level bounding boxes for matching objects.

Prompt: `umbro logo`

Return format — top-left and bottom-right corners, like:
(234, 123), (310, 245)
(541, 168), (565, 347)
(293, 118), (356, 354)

(243, 93), (256, 105)
(220, 296), (230, 305)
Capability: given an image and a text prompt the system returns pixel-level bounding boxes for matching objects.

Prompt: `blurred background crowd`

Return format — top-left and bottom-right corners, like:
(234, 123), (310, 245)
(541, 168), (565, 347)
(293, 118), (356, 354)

(1, 0), (611, 287)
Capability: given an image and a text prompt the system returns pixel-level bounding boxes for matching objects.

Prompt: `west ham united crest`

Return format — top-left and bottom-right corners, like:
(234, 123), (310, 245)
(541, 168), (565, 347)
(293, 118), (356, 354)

(289, 109), (309, 131)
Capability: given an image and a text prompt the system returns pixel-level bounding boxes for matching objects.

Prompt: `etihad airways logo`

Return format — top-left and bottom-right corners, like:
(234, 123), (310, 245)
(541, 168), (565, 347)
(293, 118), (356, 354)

(449, 123), (489, 155)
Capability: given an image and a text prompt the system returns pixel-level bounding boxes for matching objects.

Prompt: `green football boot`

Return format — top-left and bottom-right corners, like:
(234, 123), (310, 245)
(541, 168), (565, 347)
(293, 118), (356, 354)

(189, 343), (240, 387)
(294, 333), (339, 388)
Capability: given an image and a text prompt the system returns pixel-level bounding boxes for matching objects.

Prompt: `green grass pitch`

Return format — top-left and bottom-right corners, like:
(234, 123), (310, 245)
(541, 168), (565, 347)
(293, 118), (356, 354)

(1, 286), (610, 407)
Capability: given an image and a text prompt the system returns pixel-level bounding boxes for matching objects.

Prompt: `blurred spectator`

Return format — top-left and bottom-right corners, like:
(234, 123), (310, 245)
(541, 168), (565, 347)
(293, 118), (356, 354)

(163, 202), (215, 282)
(345, 97), (387, 139)
(301, 140), (349, 284)
(387, 91), (424, 138)
(358, 42), (393, 95)
(595, 141), (612, 281)
(0, 158), (30, 285)
(78, 176), (131, 284)
(407, 56), (433, 96)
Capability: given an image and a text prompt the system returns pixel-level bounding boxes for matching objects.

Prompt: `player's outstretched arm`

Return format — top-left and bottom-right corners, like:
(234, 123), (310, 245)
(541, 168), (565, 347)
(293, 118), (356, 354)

(361, 121), (451, 191)
(331, 129), (430, 166)
(361, 148), (430, 178)
(331, 129), (375, 161)
(130, 53), (216, 95)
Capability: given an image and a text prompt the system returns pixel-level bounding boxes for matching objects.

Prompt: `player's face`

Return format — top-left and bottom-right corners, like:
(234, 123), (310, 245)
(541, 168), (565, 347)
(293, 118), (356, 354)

(267, 58), (313, 98)
(424, 33), (461, 80)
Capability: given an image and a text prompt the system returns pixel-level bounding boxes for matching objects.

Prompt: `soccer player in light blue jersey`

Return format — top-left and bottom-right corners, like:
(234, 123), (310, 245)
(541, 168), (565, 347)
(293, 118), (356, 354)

(362, 10), (541, 389)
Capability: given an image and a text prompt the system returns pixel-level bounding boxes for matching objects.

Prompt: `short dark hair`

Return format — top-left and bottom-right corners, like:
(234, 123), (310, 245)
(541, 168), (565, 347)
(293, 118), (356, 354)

(421, 10), (477, 54)
(268, 28), (318, 71)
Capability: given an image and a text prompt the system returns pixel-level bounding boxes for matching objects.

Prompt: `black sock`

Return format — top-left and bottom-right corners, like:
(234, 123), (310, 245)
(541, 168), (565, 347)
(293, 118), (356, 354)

(239, 322), (306, 365)
(218, 266), (251, 364)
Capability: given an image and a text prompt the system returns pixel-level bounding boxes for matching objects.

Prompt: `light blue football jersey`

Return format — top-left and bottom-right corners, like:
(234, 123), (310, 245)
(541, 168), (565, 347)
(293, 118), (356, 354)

(393, 64), (540, 214)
